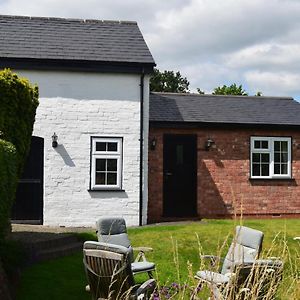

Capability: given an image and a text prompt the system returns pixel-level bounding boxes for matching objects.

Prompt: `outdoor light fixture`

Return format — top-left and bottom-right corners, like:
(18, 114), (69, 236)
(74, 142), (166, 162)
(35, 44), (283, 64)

(52, 132), (58, 148)
(205, 138), (215, 151)
(150, 137), (156, 150)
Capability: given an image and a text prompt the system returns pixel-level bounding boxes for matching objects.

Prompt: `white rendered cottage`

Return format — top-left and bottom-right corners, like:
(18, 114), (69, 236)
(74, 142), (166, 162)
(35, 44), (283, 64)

(0, 15), (155, 226)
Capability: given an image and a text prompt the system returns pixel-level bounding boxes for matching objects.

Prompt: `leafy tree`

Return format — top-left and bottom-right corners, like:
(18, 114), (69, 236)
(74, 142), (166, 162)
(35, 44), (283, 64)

(197, 88), (205, 94)
(212, 84), (248, 96)
(150, 68), (190, 93)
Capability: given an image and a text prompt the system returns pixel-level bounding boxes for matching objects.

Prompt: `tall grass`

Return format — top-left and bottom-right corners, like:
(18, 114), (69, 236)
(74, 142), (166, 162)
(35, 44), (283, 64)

(151, 224), (299, 300)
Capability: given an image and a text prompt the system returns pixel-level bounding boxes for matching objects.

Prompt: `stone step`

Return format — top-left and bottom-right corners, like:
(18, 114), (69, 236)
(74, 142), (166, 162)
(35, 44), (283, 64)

(11, 231), (83, 264)
(34, 241), (83, 262)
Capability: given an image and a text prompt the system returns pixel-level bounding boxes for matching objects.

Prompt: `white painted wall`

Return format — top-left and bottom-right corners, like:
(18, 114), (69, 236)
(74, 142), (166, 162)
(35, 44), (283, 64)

(16, 70), (150, 227)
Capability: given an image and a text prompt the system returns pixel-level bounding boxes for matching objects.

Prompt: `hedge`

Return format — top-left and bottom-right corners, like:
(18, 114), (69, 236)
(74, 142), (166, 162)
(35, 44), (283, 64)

(0, 140), (17, 240)
(0, 69), (39, 176)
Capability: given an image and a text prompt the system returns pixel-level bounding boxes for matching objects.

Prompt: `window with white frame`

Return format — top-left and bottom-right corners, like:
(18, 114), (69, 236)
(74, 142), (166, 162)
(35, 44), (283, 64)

(250, 137), (291, 179)
(90, 137), (123, 189)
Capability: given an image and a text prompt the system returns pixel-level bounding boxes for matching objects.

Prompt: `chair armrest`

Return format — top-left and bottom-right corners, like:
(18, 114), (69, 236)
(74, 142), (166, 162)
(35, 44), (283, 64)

(133, 246), (153, 252)
(133, 247), (153, 262)
(293, 237), (300, 240)
(201, 255), (224, 266)
(136, 279), (156, 296)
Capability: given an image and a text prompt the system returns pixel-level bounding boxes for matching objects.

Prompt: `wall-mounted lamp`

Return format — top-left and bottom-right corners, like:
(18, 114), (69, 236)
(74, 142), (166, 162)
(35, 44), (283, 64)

(150, 137), (156, 150)
(52, 132), (58, 148)
(205, 138), (215, 151)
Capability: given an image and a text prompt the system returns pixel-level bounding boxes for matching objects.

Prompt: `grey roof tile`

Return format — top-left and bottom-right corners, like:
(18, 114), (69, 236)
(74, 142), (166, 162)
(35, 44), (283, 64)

(0, 15), (155, 64)
(150, 92), (300, 126)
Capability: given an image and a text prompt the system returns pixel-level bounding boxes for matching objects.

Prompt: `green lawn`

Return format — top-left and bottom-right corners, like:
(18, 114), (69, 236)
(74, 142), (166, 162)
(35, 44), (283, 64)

(16, 219), (300, 299)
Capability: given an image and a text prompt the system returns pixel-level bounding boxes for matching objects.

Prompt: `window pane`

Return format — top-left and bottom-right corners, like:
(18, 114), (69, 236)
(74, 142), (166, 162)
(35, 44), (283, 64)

(252, 164), (260, 176)
(261, 153), (269, 163)
(274, 141), (280, 151)
(96, 172), (106, 184)
(281, 141), (288, 152)
(274, 153), (280, 163)
(96, 159), (106, 171)
(107, 159), (117, 171)
(261, 164), (269, 176)
(254, 141), (261, 149)
(107, 142), (118, 152)
(107, 173), (117, 185)
(96, 142), (106, 151)
(281, 163), (288, 174)
(176, 145), (184, 165)
(254, 140), (268, 149)
(252, 153), (260, 163)
(261, 141), (268, 149)
(274, 163), (280, 174)
(281, 153), (288, 163)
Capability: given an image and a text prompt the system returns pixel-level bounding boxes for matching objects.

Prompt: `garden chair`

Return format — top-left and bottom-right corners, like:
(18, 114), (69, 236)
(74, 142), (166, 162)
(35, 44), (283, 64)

(193, 226), (264, 299)
(83, 241), (156, 300)
(96, 217), (155, 278)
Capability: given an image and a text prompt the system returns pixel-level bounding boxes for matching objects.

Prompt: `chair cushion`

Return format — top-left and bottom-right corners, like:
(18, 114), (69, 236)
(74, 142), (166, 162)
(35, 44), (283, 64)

(236, 226), (264, 250)
(98, 233), (131, 248)
(96, 217), (127, 235)
(96, 217), (131, 249)
(196, 270), (231, 284)
(221, 226), (264, 274)
(131, 261), (155, 273)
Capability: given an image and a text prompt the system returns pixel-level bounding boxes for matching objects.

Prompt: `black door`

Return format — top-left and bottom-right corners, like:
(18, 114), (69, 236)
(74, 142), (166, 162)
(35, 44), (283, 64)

(163, 134), (197, 217)
(11, 136), (44, 224)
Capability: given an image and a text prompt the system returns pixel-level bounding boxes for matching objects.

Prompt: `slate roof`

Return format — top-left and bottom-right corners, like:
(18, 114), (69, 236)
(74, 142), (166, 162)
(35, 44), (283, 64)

(150, 92), (300, 127)
(0, 15), (155, 67)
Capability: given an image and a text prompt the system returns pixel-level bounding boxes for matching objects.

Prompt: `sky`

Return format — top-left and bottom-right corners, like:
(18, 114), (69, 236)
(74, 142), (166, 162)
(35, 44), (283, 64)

(1, 0), (300, 100)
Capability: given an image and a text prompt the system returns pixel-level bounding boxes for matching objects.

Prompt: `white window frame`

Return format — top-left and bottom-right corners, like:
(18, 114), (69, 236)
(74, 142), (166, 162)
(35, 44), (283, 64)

(90, 137), (123, 190)
(250, 137), (291, 179)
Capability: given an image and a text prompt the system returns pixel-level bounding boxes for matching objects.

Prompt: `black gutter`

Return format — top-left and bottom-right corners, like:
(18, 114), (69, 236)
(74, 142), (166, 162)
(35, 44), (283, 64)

(139, 69), (145, 226)
(149, 121), (300, 130)
(0, 57), (155, 74)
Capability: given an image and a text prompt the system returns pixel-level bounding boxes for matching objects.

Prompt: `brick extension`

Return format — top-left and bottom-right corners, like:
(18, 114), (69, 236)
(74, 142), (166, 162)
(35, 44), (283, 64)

(148, 127), (300, 223)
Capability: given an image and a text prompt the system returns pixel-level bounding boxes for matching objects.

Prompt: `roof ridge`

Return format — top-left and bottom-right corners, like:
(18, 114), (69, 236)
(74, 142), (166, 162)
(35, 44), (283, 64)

(152, 92), (294, 100)
(0, 14), (137, 25)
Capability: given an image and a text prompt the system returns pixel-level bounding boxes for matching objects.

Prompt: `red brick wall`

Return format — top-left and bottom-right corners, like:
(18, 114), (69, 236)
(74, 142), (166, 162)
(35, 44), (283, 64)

(148, 127), (300, 223)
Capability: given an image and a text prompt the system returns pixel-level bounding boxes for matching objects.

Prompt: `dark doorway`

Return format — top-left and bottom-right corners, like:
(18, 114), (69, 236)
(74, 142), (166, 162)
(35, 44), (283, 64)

(163, 134), (197, 217)
(11, 136), (44, 224)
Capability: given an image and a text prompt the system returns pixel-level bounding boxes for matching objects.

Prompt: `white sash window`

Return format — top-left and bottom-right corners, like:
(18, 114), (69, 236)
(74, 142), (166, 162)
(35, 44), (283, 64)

(91, 137), (123, 189)
(250, 137), (291, 179)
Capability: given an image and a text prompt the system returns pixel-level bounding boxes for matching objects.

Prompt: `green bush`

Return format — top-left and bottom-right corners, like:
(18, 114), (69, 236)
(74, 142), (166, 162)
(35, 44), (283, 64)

(0, 69), (39, 175)
(0, 140), (17, 239)
(0, 69), (39, 238)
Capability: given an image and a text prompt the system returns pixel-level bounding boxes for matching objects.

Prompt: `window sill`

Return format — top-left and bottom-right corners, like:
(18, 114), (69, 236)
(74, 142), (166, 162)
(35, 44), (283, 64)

(88, 189), (125, 192)
(249, 178), (295, 182)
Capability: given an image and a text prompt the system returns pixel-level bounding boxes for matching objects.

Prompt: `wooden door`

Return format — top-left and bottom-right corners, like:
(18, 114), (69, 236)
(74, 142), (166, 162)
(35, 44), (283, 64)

(163, 134), (197, 217)
(11, 136), (44, 224)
